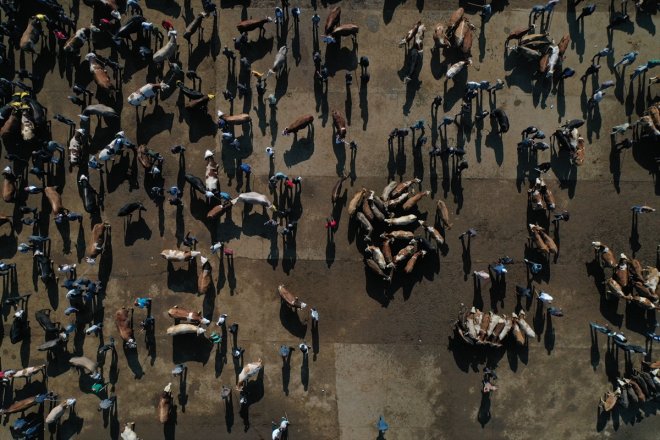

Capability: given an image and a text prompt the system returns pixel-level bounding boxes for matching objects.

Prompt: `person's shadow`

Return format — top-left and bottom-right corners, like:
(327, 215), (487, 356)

(473, 275), (484, 311)
(281, 349), (292, 396)
(478, 392), (491, 427)
(178, 367), (188, 413)
(224, 392), (234, 433)
(590, 327), (600, 370)
(301, 353), (309, 391)
(460, 235), (472, 280)
(239, 399), (250, 432)
(312, 320), (320, 361)
(629, 211), (640, 256)
(544, 312), (555, 354)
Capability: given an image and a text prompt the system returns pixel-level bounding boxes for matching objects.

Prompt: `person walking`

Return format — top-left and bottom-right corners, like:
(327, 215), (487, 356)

(459, 228), (477, 240)
(547, 307), (564, 317)
(577, 4), (596, 20)
(631, 205), (655, 213)
(592, 47), (612, 63)
(172, 364), (186, 377)
(377, 415), (389, 434)
(279, 345), (290, 362)
(561, 67), (576, 79)
(537, 291), (553, 304)
(482, 368), (498, 393)
(614, 51), (638, 68)
(134, 297), (152, 309)
(524, 258), (543, 274)
(580, 63), (600, 82)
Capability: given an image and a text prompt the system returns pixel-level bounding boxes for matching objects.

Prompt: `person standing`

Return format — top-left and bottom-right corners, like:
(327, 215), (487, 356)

(482, 368), (498, 393)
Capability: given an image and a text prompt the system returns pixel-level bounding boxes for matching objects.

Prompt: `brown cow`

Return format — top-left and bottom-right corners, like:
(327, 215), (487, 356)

(282, 114), (314, 136)
(44, 187), (66, 216)
(137, 145), (158, 170)
(198, 257), (212, 296)
(404, 250), (426, 274)
(183, 13), (207, 41)
(436, 200), (453, 229)
(207, 201), (232, 219)
(20, 16), (45, 53)
(447, 7), (465, 32)
(530, 224), (558, 255)
(185, 94), (215, 111)
(236, 359), (263, 391)
(529, 224), (550, 254)
(327, 24), (359, 41)
(115, 307), (137, 348)
(218, 111), (251, 125)
(461, 26), (473, 55)
(571, 137), (586, 166)
(433, 23), (449, 48)
(324, 6), (341, 34)
(168, 305), (210, 325)
(2, 166), (17, 203)
(453, 18), (473, 47)
(539, 180), (555, 210)
(158, 383), (173, 424)
(557, 34), (570, 57)
(278, 285), (307, 310)
(592, 241), (616, 268)
(331, 110), (347, 142)
(64, 27), (90, 53)
(237, 17), (272, 35)
(86, 222), (110, 263)
(402, 190), (430, 211)
(86, 53), (115, 92)
(0, 108), (21, 141)
(0, 393), (54, 415)
(505, 25), (535, 49)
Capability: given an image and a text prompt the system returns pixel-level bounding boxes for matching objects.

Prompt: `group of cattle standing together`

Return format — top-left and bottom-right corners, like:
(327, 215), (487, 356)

(594, 242), (660, 414)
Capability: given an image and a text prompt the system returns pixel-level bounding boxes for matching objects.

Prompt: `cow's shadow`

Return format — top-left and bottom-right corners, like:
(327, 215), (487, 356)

(124, 217), (152, 246)
(279, 302), (308, 338)
(172, 333), (213, 365)
(283, 136), (315, 167)
(166, 260), (198, 293)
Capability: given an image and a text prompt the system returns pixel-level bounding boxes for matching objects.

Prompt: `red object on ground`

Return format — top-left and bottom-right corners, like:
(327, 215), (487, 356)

(162, 20), (174, 31)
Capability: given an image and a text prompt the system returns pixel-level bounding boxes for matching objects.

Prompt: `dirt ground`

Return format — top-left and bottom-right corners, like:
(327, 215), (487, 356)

(1, 0), (659, 439)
